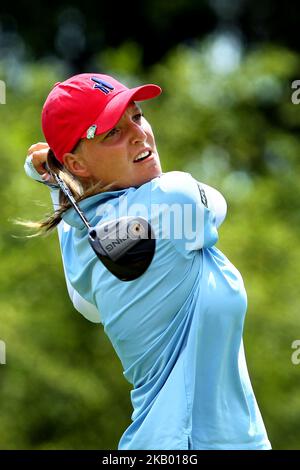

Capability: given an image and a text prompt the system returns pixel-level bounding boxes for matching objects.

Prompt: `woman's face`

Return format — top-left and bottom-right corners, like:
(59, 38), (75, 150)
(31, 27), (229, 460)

(66, 102), (162, 189)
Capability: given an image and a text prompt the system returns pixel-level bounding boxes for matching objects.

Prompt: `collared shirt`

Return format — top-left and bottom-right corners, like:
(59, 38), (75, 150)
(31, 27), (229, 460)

(56, 171), (271, 450)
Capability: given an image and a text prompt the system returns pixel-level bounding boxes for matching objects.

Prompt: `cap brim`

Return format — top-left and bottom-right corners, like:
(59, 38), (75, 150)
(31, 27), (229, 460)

(81, 84), (162, 138)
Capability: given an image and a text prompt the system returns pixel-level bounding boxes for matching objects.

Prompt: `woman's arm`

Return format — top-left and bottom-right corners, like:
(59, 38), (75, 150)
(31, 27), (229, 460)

(24, 145), (101, 324)
(151, 171), (227, 253)
(197, 182), (227, 229)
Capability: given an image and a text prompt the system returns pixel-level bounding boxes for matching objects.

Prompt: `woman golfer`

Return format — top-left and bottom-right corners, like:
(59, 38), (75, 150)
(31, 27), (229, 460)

(24, 73), (271, 450)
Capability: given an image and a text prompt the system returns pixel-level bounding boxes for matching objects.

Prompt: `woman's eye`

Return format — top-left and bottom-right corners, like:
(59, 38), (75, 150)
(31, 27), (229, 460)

(105, 128), (119, 139)
(133, 112), (143, 122)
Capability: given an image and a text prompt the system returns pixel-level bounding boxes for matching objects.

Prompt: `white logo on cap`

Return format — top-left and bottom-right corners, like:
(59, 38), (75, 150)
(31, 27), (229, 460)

(87, 124), (97, 139)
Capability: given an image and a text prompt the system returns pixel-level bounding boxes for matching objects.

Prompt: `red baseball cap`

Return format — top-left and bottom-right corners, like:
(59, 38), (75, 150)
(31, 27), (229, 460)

(42, 73), (162, 163)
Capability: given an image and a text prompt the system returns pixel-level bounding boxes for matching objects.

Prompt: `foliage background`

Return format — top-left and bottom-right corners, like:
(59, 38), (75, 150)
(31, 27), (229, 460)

(1, 0), (300, 450)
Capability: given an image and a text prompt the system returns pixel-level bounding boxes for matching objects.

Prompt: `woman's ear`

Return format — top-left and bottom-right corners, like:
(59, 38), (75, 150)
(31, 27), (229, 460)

(62, 153), (91, 178)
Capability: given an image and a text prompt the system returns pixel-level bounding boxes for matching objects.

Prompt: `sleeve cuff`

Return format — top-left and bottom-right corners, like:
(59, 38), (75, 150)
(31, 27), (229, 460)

(24, 154), (59, 189)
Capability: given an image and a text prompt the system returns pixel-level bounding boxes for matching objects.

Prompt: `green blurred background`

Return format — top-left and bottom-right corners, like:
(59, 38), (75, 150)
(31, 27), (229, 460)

(1, 0), (300, 450)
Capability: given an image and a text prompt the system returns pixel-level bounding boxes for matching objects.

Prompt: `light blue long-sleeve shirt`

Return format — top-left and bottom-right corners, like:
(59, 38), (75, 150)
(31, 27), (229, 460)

(25, 159), (271, 450)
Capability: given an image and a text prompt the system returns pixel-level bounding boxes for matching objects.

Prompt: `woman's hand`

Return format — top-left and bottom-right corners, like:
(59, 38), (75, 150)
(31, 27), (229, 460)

(27, 142), (53, 182)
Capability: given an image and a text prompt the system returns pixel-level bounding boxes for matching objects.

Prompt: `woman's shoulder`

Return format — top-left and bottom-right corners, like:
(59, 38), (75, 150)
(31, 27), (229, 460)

(149, 171), (199, 203)
(152, 171), (194, 188)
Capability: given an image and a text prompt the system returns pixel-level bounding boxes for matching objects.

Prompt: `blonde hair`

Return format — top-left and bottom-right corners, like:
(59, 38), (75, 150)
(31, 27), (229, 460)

(20, 148), (115, 235)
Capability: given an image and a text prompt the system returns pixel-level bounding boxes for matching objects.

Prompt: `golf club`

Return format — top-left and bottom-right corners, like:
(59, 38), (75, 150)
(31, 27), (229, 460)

(44, 163), (156, 281)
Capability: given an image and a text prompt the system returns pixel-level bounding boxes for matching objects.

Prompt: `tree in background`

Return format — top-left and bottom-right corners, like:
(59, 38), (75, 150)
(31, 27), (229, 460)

(1, 0), (300, 71)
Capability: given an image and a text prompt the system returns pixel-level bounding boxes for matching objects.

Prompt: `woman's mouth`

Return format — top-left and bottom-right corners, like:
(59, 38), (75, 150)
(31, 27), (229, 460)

(133, 150), (152, 163)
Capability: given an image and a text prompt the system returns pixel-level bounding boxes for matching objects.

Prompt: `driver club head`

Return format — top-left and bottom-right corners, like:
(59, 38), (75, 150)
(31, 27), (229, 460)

(88, 216), (156, 281)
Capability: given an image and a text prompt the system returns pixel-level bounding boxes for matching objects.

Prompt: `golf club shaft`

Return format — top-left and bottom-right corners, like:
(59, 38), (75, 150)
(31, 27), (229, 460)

(44, 163), (92, 230)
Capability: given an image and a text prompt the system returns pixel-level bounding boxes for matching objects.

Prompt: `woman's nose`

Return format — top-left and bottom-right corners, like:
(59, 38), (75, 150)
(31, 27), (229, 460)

(129, 122), (147, 144)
